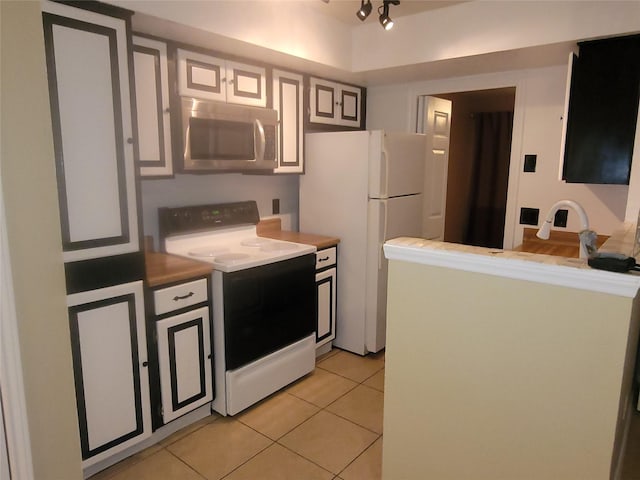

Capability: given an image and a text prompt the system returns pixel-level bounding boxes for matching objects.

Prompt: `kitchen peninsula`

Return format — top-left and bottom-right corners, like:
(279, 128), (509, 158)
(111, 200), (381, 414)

(382, 225), (640, 480)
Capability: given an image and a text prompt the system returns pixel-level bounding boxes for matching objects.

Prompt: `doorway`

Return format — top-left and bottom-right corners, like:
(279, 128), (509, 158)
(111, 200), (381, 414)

(436, 88), (516, 248)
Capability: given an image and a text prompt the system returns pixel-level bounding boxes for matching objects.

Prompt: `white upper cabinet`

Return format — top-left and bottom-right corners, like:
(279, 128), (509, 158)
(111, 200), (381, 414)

(310, 77), (362, 128)
(272, 69), (304, 173)
(42, 0), (139, 263)
(133, 36), (173, 177)
(176, 49), (266, 107)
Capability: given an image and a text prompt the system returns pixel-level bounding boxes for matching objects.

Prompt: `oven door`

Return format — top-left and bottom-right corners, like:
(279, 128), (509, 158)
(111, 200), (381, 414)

(222, 254), (316, 370)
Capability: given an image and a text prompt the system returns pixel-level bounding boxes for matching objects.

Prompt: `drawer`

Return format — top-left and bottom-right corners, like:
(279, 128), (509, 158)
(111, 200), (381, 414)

(153, 278), (208, 316)
(316, 247), (336, 269)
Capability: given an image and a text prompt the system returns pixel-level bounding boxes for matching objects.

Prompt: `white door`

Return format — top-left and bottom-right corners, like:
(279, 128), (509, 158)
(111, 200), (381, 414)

(369, 131), (426, 199)
(366, 194), (423, 353)
(418, 96), (452, 240)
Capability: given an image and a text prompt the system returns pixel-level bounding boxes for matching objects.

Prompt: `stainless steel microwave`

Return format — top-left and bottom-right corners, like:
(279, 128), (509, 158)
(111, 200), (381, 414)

(180, 97), (277, 172)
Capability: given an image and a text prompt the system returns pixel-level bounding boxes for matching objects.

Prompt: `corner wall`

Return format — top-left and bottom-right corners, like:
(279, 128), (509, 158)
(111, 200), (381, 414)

(0, 1), (82, 478)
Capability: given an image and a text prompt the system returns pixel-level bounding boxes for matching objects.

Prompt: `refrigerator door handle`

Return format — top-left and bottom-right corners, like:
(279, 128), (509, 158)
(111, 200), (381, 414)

(379, 201), (387, 270)
(380, 148), (389, 198)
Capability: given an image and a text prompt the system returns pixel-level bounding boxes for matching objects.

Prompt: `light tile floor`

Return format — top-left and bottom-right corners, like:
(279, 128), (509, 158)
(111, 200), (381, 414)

(91, 349), (385, 480)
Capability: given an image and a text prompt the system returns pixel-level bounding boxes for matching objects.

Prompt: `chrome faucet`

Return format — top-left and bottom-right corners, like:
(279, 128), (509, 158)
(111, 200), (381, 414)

(536, 200), (596, 259)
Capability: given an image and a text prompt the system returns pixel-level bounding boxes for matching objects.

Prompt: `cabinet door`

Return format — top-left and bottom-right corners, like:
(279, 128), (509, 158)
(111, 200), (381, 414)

(133, 36), (173, 177)
(273, 70), (304, 173)
(176, 49), (226, 102)
(310, 77), (337, 124)
(157, 306), (213, 424)
(42, 1), (139, 263)
(67, 281), (150, 467)
(316, 267), (337, 346)
(310, 77), (362, 128)
(337, 84), (361, 128)
(226, 60), (267, 107)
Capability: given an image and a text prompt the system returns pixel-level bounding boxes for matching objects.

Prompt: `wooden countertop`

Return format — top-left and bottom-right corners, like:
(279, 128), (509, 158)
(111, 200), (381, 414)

(145, 251), (213, 288)
(513, 227), (609, 257)
(257, 218), (340, 250)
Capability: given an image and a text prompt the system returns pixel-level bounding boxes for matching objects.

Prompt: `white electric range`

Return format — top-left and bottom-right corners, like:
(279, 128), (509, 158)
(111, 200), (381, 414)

(159, 201), (317, 416)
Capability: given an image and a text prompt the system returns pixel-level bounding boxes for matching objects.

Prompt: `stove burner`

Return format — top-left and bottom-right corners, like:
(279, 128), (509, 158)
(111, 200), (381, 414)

(240, 237), (272, 247)
(188, 247), (229, 258)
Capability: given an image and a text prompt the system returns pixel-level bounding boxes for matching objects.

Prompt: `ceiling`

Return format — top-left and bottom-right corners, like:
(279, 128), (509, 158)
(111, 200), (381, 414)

(306, 0), (467, 26)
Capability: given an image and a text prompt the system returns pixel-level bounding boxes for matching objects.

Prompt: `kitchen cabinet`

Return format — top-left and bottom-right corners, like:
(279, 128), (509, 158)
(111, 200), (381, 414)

(147, 276), (213, 428)
(176, 49), (266, 107)
(42, 0), (148, 469)
(309, 77), (363, 128)
(272, 69), (304, 173)
(67, 281), (151, 467)
(42, 0), (140, 264)
(315, 247), (337, 349)
(562, 34), (640, 184)
(133, 35), (173, 177)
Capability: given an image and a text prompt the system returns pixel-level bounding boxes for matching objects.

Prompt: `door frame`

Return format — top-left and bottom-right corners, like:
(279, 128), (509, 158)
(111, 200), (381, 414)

(411, 74), (525, 249)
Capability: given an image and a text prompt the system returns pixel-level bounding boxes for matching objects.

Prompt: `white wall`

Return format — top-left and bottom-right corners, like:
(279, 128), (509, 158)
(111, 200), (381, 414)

(367, 65), (629, 248)
(353, 1), (640, 73)
(141, 173), (299, 249)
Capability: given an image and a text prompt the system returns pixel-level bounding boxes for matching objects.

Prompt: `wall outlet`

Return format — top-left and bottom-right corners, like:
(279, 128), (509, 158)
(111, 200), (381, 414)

(524, 154), (537, 172)
(554, 209), (568, 227)
(519, 207), (540, 226)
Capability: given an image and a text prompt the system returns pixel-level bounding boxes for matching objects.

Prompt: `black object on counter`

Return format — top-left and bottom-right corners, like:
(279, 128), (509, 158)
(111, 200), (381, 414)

(587, 252), (639, 272)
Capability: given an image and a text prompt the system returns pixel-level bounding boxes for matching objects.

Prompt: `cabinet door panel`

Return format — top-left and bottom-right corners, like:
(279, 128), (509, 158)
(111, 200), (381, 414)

(43, 3), (139, 262)
(273, 70), (304, 173)
(177, 49), (225, 102)
(157, 306), (212, 423)
(133, 36), (172, 176)
(339, 86), (360, 127)
(316, 268), (336, 346)
(311, 80), (336, 121)
(67, 281), (150, 466)
(226, 61), (267, 107)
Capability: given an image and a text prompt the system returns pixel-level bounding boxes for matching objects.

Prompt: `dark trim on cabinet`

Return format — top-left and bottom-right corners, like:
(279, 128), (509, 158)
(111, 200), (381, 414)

(316, 273), (335, 343)
(315, 84), (335, 118)
(341, 90), (359, 122)
(231, 68), (262, 100)
(186, 59), (221, 94)
(65, 252), (145, 294)
(42, 13), (130, 253)
(133, 44), (167, 169)
(278, 77), (301, 168)
(167, 318), (208, 411)
(69, 293), (143, 460)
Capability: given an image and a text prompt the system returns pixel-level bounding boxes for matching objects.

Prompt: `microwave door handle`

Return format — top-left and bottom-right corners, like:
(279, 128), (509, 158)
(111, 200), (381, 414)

(255, 118), (266, 161)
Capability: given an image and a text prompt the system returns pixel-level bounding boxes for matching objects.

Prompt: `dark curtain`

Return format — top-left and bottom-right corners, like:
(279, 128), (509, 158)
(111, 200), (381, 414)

(463, 111), (514, 248)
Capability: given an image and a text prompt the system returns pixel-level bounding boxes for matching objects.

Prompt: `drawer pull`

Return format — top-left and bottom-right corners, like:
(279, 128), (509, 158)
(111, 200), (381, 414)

(319, 256), (330, 262)
(173, 292), (194, 301)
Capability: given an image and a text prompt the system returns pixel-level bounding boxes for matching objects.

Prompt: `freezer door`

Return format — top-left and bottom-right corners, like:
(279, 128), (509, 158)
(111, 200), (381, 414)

(366, 194), (423, 352)
(369, 131), (426, 199)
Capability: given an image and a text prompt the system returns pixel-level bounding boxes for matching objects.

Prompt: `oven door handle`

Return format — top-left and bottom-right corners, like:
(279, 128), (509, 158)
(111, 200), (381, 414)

(254, 118), (266, 161)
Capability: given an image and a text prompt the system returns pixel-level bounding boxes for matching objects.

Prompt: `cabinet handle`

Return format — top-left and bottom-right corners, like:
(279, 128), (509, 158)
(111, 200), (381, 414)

(142, 361), (148, 367)
(319, 256), (330, 262)
(126, 137), (134, 144)
(207, 354), (212, 359)
(173, 292), (194, 301)
(164, 108), (170, 113)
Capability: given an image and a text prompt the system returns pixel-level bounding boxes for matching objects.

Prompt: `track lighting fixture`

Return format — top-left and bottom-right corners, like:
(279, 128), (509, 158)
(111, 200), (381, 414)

(356, 0), (372, 21)
(378, 0), (399, 30)
(355, 0), (400, 30)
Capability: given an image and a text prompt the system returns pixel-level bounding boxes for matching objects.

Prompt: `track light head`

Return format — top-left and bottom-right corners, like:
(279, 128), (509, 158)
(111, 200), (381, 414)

(378, 0), (399, 30)
(356, 0), (372, 21)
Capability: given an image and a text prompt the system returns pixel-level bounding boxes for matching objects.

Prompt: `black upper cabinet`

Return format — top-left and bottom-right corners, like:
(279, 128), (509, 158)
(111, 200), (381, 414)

(563, 35), (640, 184)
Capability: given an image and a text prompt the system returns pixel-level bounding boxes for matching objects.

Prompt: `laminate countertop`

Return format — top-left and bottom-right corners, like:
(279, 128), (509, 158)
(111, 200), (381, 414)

(145, 251), (213, 288)
(257, 218), (340, 250)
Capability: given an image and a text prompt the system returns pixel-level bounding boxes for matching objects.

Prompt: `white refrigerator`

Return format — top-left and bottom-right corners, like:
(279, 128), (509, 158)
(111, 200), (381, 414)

(300, 130), (426, 355)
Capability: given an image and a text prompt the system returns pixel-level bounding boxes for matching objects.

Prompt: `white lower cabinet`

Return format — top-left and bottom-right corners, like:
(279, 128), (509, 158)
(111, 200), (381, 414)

(149, 276), (213, 426)
(67, 281), (151, 468)
(315, 247), (337, 347)
(156, 306), (213, 423)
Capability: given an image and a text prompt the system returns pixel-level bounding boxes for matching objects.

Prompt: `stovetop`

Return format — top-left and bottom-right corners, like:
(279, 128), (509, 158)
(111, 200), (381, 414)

(159, 202), (316, 272)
